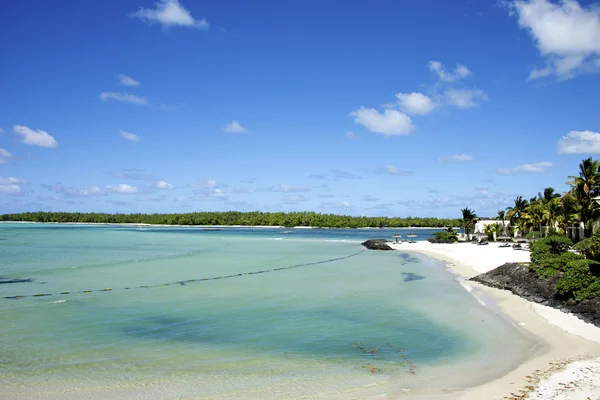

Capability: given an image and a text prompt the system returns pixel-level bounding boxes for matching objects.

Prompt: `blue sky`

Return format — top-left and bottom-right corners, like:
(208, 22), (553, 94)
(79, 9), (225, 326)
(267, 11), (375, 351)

(1, 0), (600, 218)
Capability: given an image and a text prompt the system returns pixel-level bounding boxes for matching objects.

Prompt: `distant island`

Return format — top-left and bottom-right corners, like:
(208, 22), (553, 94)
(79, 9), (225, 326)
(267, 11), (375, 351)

(0, 211), (459, 229)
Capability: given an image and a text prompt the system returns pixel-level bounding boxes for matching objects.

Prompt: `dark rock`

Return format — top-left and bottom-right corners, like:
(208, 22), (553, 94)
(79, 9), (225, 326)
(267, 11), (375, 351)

(470, 263), (600, 328)
(361, 239), (394, 251)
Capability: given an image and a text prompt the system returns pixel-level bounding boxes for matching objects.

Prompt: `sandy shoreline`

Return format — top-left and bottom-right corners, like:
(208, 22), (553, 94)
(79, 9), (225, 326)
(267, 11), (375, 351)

(389, 241), (600, 400)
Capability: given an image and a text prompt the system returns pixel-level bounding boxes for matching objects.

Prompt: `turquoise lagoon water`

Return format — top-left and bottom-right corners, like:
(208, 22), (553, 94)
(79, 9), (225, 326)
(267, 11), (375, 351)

(0, 224), (536, 399)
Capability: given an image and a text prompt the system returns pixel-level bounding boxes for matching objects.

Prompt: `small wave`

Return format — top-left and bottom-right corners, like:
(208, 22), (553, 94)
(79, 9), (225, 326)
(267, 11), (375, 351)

(50, 300), (66, 304)
(458, 281), (486, 307)
(268, 238), (283, 241)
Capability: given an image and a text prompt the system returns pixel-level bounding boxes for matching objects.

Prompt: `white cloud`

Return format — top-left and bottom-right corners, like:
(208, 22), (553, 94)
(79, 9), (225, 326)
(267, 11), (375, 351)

(557, 130), (600, 154)
(0, 177), (25, 194)
(279, 184), (309, 193)
(191, 178), (221, 188)
(0, 128), (4, 134)
(444, 89), (488, 109)
(350, 107), (414, 136)
(198, 188), (226, 199)
(437, 154), (474, 163)
(106, 184), (138, 194)
(497, 161), (553, 174)
(321, 201), (351, 208)
(510, 0), (600, 79)
(0, 148), (14, 164)
(396, 92), (437, 115)
(131, 0), (209, 29)
(331, 169), (362, 179)
(99, 92), (148, 105)
(156, 180), (174, 189)
(428, 61), (471, 82)
(45, 183), (105, 197)
(119, 129), (142, 142)
(378, 165), (414, 176)
(12, 125), (58, 148)
(221, 120), (246, 133)
(281, 194), (309, 204)
(345, 131), (357, 139)
(79, 186), (104, 196)
(117, 74), (141, 87)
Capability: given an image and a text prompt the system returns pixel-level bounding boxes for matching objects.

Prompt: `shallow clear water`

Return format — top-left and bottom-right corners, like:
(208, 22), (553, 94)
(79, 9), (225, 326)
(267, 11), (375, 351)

(0, 224), (536, 399)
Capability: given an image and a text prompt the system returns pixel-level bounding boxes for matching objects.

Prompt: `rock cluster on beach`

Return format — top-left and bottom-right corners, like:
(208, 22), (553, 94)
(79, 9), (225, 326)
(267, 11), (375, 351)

(471, 262), (600, 328)
(361, 239), (394, 251)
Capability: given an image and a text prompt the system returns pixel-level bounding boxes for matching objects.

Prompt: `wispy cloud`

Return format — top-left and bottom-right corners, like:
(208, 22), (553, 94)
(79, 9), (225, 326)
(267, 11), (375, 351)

(279, 184), (309, 193)
(428, 61), (470, 82)
(331, 169), (362, 180)
(444, 89), (488, 109)
(119, 129), (142, 142)
(507, 0), (600, 80)
(13, 125), (58, 148)
(437, 154), (474, 163)
(345, 131), (358, 139)
(106, 184), (138, 194)
(0, 148), (14, 164)
(281, 195), (310, 204)
(45, 183), (105, 197)
(221, 120), (246, 133)
(190, 178), (226, 189)
(0, 177), (26, 194)
(309, 174), (328, 180)
(117, 74), (141, 87)
(112, 169), (156, 181)
(362, 195), (380, 202)
(557, 130), (600, 154)
(196, 188), (227, 200)
(130, 0), (209, 29)
(496, 161), (553, 174)
(320, 201), (351, 209)
(100, 92), (148, 105)
(240, 177), (256, 183)
(376, 165), (414, 176)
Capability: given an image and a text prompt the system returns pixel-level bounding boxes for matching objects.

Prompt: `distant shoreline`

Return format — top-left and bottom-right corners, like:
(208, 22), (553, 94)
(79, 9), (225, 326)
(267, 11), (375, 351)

(0, 221), (447, 230)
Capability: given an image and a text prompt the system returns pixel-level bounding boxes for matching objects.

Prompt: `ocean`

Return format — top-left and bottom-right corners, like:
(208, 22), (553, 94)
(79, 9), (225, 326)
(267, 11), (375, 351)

(0, 224), (536, 399)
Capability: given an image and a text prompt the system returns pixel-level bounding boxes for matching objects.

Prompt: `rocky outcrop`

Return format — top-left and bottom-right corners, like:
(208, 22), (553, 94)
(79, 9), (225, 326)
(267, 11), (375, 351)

(470, 263), (600, 328)
(361, 239), (394, 251)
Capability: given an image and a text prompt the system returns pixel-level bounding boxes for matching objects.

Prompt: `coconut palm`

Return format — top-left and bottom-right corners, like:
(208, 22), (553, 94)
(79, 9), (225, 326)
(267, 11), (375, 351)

(567, 158), (600, 233)
(460, 207), (478, 241)
(506, 196), (529, 235)
(496, 209), (507, 234)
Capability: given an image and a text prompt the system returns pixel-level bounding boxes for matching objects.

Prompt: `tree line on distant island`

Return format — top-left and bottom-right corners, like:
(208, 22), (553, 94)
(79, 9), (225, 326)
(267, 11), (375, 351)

(0, 211), (460, 228)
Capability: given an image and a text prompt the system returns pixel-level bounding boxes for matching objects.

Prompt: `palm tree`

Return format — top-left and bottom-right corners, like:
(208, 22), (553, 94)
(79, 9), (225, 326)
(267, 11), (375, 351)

(567, 158), (600, 234)
(496, 209), (507, 234)
(460, 207), (478, 241)
(506, 196), (529, 235)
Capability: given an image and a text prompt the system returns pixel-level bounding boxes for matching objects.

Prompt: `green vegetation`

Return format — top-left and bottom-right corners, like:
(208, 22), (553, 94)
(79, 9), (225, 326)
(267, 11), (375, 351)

(529, 234), (600, 301)
(0, 211), (460, 228)
(459, 208), (477, 240)
(483, 223), (502, 241)
(462, 157), (600, 241)
(429, 227), (459, 243)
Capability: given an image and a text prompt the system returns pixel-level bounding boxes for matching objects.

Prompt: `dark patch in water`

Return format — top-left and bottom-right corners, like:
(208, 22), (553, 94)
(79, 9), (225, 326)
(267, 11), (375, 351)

(0, 277), (33, 284)
(401, 272), (425, 282)
(398, 253), (419, 263)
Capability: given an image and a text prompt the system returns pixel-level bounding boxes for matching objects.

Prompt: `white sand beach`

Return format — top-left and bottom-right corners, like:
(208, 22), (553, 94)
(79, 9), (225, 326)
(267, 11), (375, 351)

(389, 241), (600, 400)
